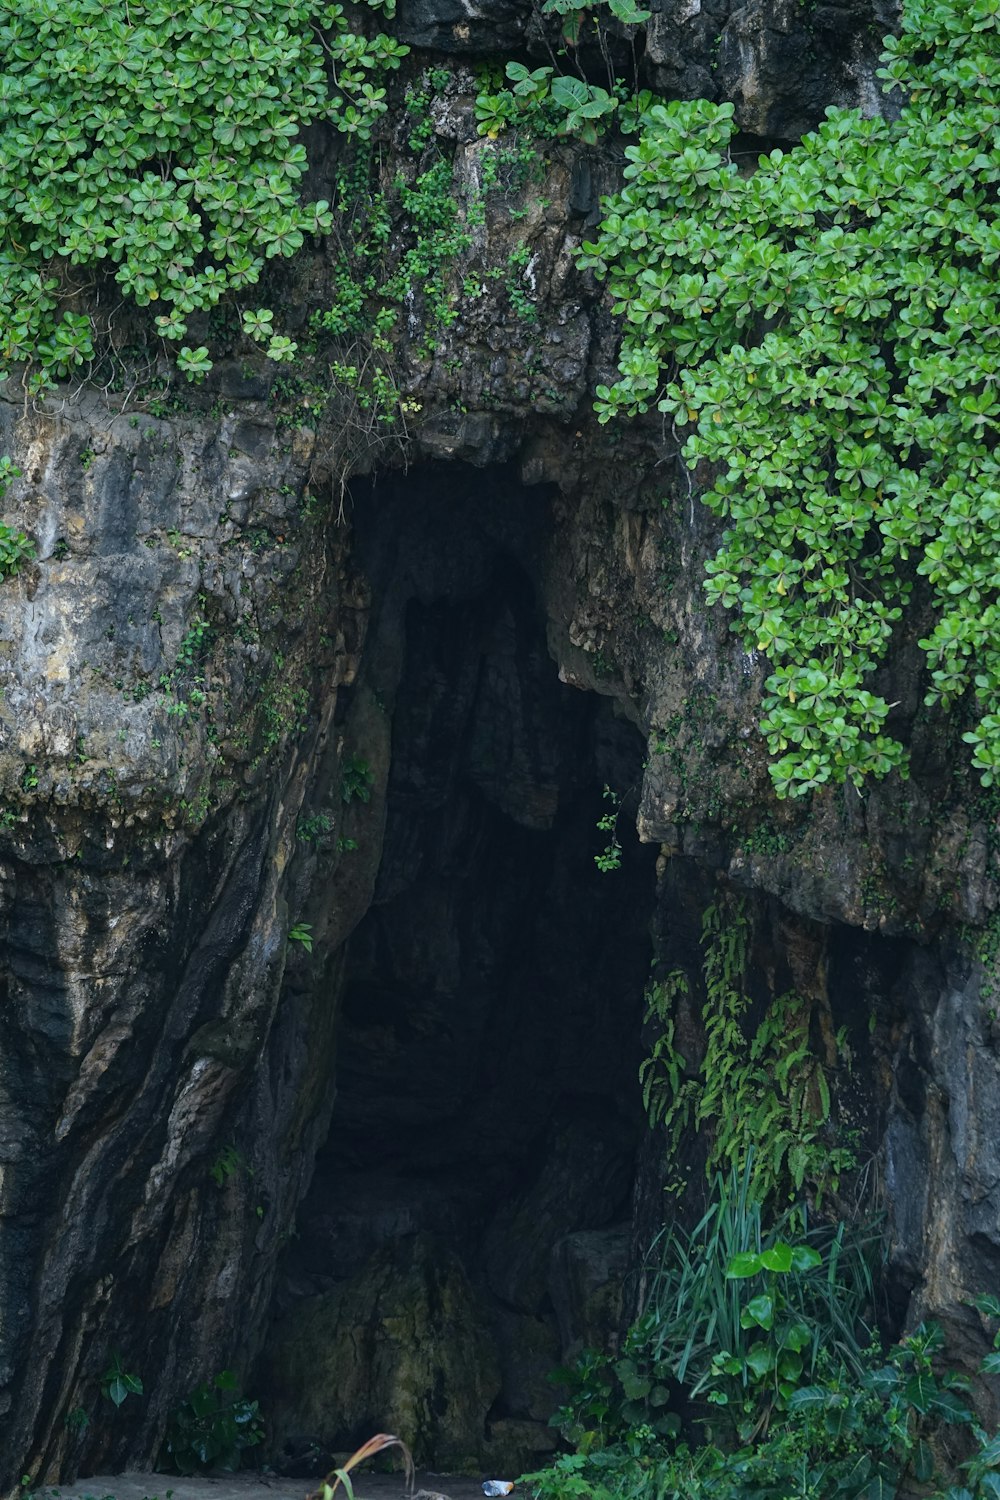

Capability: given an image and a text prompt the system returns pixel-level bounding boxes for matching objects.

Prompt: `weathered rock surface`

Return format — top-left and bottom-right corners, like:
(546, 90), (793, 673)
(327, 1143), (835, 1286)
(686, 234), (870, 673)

(394, 0), (901, 139)
(0, 387), (365, 1484)
(264, 1233), (501, 1471)
(549, 1226), (631, 1356)
(394, 0), (528, 52)
(2, 2), (998, 1492)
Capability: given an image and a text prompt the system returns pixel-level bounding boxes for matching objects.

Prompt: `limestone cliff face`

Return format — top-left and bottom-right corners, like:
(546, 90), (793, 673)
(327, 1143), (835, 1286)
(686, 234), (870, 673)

(0, 392), (363, 1480)
(3, 0), (998, 1489)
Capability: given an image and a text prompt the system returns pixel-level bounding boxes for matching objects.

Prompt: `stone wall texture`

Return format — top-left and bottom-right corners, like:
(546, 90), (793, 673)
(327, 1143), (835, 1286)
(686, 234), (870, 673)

(7, 0), (1000, 1490)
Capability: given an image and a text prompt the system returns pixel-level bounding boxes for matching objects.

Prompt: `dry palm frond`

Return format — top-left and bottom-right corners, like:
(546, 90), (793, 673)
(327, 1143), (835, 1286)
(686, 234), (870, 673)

(306, 1432), (415, 1500)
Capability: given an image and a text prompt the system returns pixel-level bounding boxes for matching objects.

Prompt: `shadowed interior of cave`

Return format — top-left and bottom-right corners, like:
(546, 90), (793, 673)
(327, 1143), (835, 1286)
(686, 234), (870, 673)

(259, 465), (658, 1472)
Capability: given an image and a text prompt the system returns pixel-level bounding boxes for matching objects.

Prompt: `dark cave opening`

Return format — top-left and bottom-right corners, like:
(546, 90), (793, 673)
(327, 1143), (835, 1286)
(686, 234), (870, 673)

(263, 465), (658, 1473)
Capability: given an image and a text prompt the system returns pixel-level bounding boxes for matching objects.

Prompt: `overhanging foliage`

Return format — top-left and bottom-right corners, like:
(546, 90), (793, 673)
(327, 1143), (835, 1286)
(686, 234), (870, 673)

(581, 0), (1000, 796)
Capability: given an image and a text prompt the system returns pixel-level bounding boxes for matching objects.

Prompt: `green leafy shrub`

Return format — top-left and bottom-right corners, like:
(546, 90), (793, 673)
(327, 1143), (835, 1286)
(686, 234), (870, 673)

(0, 0), (407, 389)
(677, 1323), (972, 1499)
(579, 0), (1000, 796)
(296, 810), (334, 841)
(340, 752), (373, 803)
(628, 1169), (879, 1432)
(63, 1406), (89, 1434)
(526, 1209), (1000, 1500)
(475, 61), (633, 147)
(288, 921), (313, 953)
(541, 1169), (879, 1486)
(473, 0), (654, 144)
(162, 1370), (263, 1474)
(548, 1349), (640, 1453)
(209, 1144), (245, 1187)
(100, 1352), (143, 1408)
(0, 522), (34, 577)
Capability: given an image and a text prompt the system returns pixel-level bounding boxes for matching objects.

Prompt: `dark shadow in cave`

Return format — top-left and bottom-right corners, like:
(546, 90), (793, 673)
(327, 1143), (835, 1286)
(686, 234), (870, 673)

(263, 464), (658, 1473)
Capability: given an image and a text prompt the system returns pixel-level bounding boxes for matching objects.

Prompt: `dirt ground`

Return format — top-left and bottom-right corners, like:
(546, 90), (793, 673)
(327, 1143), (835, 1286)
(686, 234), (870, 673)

(45, 1472), (515, 1500)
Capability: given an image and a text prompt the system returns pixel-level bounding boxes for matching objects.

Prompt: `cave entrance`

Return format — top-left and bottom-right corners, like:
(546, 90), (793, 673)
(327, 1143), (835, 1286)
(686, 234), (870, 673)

(264, 464), (657, 1474)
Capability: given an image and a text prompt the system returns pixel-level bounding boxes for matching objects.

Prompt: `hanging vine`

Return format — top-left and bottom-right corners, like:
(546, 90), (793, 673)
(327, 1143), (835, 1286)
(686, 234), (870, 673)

(641, 898), (851, 1204)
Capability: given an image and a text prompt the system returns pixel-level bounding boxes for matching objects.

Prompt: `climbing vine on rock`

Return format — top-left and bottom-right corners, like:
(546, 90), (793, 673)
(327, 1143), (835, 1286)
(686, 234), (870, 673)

(0, 0), (407, 389)
(580, 0), (1000, 796)
(474, 0), (652, 144)
(0, 456), (34, 576)
(641, 899), (847, 1204)
(542, 0), (651, 47)
(266, 91), (478, 482)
